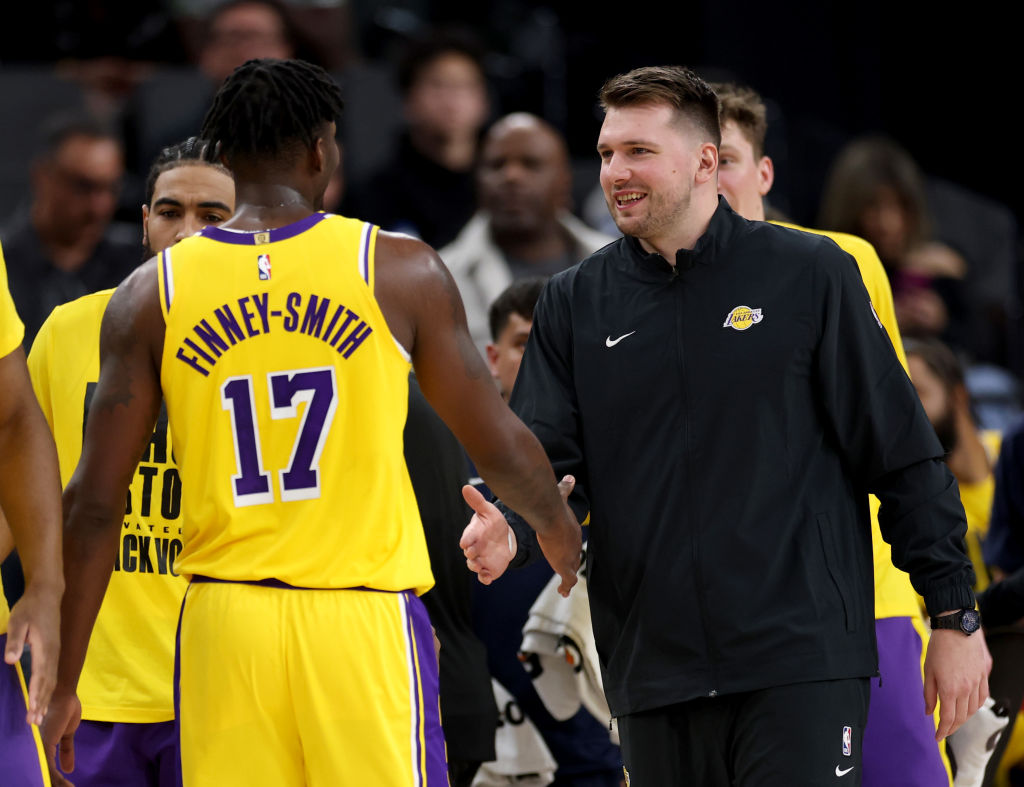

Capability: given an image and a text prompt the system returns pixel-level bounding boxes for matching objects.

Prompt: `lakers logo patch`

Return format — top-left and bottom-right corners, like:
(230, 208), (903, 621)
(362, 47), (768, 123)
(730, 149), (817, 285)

(722, 305), (764, 331)
(257, 254), (272, 281)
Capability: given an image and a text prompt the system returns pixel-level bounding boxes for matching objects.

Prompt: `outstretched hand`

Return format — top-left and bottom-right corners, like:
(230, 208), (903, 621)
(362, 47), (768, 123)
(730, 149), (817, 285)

(459, 476), (581, 597)
(460, 485), (515, 584)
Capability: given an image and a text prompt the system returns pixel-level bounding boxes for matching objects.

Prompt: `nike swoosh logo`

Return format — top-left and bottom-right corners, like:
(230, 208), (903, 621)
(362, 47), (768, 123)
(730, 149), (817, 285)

(605, 331), (636, 347)
(835, 765), (854, 777)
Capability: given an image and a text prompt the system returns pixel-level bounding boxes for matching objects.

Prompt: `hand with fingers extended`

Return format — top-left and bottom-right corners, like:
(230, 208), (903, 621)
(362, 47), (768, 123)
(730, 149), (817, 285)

(39, 689), (82, 787)
(924, 626), (992, 741)
(460, 475), (582, 596)
(4, 582), (61, 726)
(460, 484), (516, 584)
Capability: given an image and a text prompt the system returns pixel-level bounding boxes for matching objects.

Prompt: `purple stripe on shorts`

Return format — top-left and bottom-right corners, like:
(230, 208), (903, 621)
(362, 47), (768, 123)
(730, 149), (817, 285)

(404, 592), (448, 786)
(199, 213), (328, 245)
(863, 617), (949, 787)
(0, 634), (48, 787)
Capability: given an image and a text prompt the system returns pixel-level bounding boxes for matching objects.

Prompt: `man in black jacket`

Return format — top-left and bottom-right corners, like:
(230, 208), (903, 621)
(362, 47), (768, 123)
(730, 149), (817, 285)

(460, 65), (991, 786)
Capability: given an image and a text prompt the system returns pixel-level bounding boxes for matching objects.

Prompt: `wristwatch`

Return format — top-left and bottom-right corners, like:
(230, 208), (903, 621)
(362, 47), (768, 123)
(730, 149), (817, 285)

(930, 608), (982, 635)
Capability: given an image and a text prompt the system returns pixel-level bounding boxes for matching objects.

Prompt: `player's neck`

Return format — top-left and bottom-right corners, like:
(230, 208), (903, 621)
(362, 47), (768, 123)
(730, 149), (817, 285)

(221, 184), (320, 231)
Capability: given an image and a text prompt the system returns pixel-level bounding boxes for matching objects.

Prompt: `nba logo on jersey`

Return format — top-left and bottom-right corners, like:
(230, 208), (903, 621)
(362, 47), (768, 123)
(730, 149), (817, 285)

(257, 254), (272, 280)
(842, 725), (852, 756)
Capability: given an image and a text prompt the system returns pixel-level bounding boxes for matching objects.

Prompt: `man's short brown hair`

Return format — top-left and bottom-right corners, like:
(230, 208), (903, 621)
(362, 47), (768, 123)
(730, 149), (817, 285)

(714, 82), (768, 158)
(599, 65), (721, 146)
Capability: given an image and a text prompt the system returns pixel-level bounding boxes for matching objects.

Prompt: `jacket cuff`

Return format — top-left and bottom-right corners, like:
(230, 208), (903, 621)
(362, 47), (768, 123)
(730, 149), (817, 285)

(495, 501), (539, 569)
(923, 584), (977, 618)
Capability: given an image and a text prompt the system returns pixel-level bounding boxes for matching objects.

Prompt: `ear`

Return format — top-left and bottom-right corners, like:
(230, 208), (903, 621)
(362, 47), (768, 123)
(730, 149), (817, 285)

(485, 343), (500, 378)
(758, 155), (775, 197)
(141, 204), (150, 247)
(694, 142), (718, 185)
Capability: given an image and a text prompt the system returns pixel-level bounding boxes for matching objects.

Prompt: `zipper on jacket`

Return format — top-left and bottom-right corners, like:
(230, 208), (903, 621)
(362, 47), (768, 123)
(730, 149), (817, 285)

(673, 270), (719, 697)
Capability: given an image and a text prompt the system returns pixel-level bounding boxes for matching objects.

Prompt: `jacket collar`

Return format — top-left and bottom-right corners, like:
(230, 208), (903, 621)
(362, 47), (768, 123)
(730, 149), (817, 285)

(622, 196), (745, 277)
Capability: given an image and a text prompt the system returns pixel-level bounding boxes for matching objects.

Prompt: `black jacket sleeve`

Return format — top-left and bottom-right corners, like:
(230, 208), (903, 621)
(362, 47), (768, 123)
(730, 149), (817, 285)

(500, 275), (590, 567)
(813, 241), (976, 616)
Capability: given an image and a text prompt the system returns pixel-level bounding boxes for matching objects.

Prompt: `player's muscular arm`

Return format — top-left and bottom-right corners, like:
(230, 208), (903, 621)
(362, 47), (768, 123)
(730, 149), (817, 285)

(0, 344), (63, 724)
(374, 233), (580, 590)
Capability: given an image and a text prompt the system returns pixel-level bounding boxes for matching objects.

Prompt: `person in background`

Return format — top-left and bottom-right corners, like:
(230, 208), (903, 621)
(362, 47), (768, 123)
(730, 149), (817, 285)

(345, 28), (490, 249)
(29, 137), (234, 787)
(817, 136), (971, 352)
(441, 113), (614, 356)
(1, 112), (138, 347)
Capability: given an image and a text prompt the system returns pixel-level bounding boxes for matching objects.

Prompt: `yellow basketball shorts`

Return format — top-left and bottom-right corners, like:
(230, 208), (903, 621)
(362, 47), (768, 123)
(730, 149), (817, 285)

(175, 579), (448, 786)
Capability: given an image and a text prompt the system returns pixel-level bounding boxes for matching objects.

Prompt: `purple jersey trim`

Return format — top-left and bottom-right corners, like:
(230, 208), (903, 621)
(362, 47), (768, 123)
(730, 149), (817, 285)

(190, 575), (387, 592)
(359, 223), (373, 284)
(199, 212), (329, 245)
(161, 249), (173, 312)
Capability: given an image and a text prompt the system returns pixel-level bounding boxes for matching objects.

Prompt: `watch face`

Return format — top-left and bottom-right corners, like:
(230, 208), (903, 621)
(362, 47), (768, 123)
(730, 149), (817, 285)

(961, 609), (982, 633)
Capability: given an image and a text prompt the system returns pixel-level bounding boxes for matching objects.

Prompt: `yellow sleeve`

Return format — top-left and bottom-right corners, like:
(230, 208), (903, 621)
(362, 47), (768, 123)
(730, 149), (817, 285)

(26, 312), (57, 434)
(0, 243), (25, 358)
(831, 234), (909, 375)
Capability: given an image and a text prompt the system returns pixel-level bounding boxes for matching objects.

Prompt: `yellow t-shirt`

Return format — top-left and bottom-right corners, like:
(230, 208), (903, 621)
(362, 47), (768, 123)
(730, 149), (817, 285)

(0, 242), (25, 635)
(775, 224), (922, 619)
(958, 430), (1001, 593)
(159, 213), (432, 593)
(28, 290), (186, 723)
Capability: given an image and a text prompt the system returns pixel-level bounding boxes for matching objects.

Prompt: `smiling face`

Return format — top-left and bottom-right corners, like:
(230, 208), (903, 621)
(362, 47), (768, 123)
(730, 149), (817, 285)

(717, 120), (774, 221)
(597, 102), (708, 247)
(142, 164), (235, 256)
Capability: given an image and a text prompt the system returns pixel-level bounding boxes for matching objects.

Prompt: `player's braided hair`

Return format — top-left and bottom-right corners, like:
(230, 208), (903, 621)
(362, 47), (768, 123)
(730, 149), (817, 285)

(144, 137), (231, 205)
(200, 58), (344, 164)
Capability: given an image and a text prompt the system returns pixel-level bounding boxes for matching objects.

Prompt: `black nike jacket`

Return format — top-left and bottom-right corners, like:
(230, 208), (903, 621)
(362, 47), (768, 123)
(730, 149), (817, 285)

(504, 199), (976, 718)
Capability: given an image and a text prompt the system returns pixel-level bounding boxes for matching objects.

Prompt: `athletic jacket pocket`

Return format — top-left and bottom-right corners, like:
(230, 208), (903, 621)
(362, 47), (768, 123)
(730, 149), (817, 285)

(816, 512), (856, 633)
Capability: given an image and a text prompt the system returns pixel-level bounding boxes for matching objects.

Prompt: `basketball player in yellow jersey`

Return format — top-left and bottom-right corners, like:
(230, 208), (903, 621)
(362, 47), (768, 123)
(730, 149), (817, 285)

(714, 81), (956, 786)
(28, 138), (234, 787)
(0, 242), (63, 787)
(41, 58), (582, 787)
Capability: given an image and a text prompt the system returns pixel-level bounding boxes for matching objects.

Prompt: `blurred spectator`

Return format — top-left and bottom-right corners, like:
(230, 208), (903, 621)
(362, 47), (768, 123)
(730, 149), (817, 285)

(123, 0), (305, 185)
(197, 0), (297, 86)
(441, 113), (614, 355)
(469, 279), (624, 786)
(904, 337), (1000, 592)
(344, 28), (491, 248)
(0, 113), (137, 347)
(818, 136), (977, 353)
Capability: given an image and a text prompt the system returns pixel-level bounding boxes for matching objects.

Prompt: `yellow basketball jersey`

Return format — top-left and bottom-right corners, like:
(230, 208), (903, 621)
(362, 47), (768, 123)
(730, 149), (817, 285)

(0, 243), (25, 636)
(158, 213), (432, 593)
(28, 290), (186, 723)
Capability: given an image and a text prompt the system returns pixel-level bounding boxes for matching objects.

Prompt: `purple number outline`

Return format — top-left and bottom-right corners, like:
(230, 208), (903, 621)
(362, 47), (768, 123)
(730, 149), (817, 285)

(268, 367), (338, 501)
(220, 375), (274, 506)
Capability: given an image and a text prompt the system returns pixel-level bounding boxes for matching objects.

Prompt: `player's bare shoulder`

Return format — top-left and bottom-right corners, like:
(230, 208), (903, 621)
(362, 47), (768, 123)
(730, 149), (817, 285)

(373, 230), (465, 351)
(100, 256), (166, 362)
